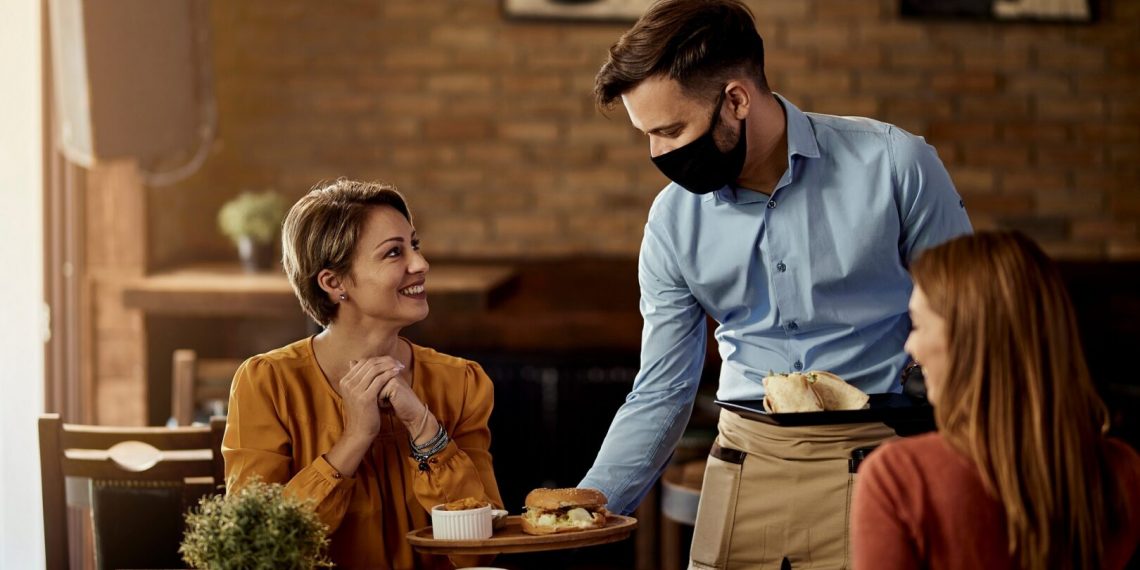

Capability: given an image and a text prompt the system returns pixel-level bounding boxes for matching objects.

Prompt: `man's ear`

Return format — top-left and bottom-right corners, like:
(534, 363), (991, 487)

(725, 80), (751, 120)
(317, 268), (343, 301)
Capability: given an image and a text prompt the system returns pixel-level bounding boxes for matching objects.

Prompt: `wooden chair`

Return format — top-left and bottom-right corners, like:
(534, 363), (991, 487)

(170, 349), (243, 426)
(39, 413), (227, 570)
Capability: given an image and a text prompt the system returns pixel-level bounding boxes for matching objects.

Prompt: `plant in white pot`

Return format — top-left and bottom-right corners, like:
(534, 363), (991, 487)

(180, 479), (333, 570)
(217, 190), (287, 273)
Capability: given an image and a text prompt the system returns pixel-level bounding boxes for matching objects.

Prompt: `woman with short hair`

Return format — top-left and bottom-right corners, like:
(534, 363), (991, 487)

(223, 179), (502, 569)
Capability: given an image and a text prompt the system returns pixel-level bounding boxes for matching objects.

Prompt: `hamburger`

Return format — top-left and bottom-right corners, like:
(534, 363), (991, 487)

(521, 488), (609, 535)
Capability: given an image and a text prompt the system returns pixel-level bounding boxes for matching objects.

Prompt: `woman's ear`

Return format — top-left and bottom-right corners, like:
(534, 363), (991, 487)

(725, 80), (751, 120)
(317, 269), (343, 302)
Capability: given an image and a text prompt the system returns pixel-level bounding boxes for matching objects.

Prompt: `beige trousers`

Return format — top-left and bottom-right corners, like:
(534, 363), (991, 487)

(688, 410), (895, 570)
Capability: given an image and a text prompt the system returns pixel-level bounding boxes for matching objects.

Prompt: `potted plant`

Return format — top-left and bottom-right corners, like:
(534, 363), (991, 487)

(180, 479), (333, 570)
(217, 190), (287, 273)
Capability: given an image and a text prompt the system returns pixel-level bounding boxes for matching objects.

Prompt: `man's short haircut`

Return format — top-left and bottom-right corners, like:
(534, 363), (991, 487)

(594, 0), (770, 108)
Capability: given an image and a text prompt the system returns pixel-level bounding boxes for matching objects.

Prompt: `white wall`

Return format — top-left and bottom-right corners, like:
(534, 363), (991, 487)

(0, 0), (46, 567)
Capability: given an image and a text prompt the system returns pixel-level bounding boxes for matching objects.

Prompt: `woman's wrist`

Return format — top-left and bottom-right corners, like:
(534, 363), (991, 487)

(412, 413), (440, 447)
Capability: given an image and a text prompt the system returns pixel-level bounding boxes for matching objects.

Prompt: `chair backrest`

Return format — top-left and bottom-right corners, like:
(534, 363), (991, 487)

(39, 413), (227, 570)
(171, 349), (243, 426)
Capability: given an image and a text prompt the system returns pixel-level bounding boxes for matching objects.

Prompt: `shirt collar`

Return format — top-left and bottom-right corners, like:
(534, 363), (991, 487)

(713, 93), (820, 205)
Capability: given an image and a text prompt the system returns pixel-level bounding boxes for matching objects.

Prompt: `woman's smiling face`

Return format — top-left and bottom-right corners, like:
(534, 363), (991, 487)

(340, 205), (430, 327)
(904, 284), (949, 405)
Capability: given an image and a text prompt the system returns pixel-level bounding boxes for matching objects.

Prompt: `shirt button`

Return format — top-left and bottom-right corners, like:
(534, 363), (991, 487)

(787, 321), (798, 331)
(776, 262), (787, 272)
(767, 199), (777, 209)
(793, 360), (803, 370)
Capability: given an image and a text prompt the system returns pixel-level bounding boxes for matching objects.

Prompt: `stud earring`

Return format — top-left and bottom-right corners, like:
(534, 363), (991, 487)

(339, 293), (347, 301)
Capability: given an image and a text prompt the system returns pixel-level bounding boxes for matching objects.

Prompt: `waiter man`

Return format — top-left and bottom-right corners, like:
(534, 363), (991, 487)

(577, 1), (972, 568)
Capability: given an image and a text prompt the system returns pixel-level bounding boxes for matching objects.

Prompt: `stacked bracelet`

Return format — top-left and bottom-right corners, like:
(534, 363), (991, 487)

(410, 424), (449, 471)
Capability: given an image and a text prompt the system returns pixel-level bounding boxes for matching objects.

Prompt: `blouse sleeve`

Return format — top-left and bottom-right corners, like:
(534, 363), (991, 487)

(408, 361), (504, 512)
(221, 357), (356, 533)
(850, 445), (922, 570)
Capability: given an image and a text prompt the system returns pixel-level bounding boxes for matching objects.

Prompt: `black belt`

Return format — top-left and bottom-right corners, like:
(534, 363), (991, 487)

(710, 442), (746, 465)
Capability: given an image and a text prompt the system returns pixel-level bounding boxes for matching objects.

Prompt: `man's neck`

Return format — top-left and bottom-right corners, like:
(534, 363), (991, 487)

(735, 93), (789, 196)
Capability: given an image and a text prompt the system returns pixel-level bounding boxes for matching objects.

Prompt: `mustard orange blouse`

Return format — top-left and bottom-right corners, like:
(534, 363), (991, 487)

(222, 337), (503, 569)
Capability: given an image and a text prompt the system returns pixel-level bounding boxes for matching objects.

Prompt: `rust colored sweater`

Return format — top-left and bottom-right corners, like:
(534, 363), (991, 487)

(853, 432), (1140, 570)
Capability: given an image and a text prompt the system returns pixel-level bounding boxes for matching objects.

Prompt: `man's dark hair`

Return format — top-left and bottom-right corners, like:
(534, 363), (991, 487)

(594, 0), (769, 109)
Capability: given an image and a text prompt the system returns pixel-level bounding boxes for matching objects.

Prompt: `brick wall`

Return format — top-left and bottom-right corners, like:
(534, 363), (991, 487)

(149, 0), (1140, 264)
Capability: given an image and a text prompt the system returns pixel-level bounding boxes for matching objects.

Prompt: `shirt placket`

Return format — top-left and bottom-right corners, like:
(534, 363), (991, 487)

(764, 172), (805, 373)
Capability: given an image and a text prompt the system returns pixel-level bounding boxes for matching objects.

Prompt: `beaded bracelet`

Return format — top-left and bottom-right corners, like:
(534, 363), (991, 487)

(410, 424), (449, 471)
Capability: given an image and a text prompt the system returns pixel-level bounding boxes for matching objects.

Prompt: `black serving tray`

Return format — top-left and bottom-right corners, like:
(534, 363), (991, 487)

(716, 393), (935, 435)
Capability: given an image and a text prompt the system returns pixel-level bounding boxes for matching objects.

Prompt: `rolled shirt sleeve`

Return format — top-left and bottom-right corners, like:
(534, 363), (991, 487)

(889, 126), (973, 265)
(580, 202), (706, 515)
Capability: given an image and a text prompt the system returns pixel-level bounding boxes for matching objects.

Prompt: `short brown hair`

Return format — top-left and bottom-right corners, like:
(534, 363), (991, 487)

(281, 178), (412, 326)
(594, 0), (769, 108)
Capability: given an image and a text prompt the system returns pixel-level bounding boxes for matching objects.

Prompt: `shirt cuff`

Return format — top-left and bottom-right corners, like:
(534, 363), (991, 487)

(314, 454), (356, 489)
(408, 439), (460, 474)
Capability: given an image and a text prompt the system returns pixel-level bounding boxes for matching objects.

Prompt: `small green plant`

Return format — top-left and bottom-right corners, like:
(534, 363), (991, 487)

(217, 190), (287, 245)
(180, 479), (333, 570)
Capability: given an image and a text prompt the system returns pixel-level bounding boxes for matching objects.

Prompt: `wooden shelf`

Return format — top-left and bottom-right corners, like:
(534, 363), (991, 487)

(122, 262), (517, 317)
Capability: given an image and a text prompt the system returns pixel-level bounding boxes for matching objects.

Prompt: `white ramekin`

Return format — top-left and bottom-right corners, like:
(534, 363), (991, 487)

(431, 503), (493, 540)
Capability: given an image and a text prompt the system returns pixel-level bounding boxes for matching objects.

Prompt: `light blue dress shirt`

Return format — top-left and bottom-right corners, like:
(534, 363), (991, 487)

(579, 96), (973, 514)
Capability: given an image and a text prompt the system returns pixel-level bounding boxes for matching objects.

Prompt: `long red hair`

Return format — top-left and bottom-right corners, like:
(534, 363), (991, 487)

(911, 231), (1121, 569)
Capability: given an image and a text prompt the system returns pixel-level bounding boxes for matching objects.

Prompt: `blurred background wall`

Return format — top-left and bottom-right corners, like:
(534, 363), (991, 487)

(145, 0), (1140, 267)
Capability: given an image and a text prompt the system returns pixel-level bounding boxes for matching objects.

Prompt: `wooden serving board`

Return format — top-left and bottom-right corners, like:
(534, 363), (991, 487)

(406, 514), (637, 555)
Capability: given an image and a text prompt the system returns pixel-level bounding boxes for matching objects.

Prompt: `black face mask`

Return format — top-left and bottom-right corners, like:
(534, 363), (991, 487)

(650, 91), (748, 195)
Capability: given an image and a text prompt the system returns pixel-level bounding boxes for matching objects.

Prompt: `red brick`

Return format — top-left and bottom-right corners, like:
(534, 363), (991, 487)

(784, 24), (853, 48)
(498, 122), (559, 142)
(422, 119), (492, 141)
(564, 169), (634, 193)
(1035, 96), (1106, 121)
(856, 23), (928, 45)
(816, 47), (885, 70)
(1035, 146), (1105, 168)
(461, 143), (524, 165)
(1006, 74), (1072, 95)
(763, 50), (813, 73)
(961, 146), (1031, 168)
(429, 25), (493, 48)
(810, 95), (880, 118)
(426, 73), (493, 94)
(928, 122), (998, 142)
(858, 72), (924, 93)
(1039, 242), (1105, 260)
(1075, 73), (1140, 94)
(1109, 145), (1140, 167)
(1036, 45), (1107, 71)
(377, 95), (444, 117)
(931, 72), (1001, 94)
(1110, 100), (1140, 120)
(1036, 189), (1104, 216)
(453, 48), (521, 69)
(1109, 192), (1140, 215)
(383, 48), (449, 70)
(960, 96), (1031, 119)
(881, 97), (954, 120)
(959, 46), (1031, 71)
(526, 51), (596, 69)
(495, 215), (563, 239)
(888, 49), (956, 70)
(1071, 220), (1137, 241)
(813, 0), (884, 20)
(502, 74), (566, 94)
(750, 1), (812, 20)
(1000, 123), (1070, 144)
(781, 72), (853, 95)
(947, 167), (997, 193)
(569, 123), (629, 144)
(960, 193), (1034, 214)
